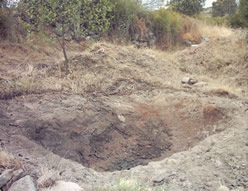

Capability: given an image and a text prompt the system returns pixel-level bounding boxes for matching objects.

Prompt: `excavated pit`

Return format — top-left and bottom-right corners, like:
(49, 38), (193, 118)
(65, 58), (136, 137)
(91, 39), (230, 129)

(0, 92), (229, 172)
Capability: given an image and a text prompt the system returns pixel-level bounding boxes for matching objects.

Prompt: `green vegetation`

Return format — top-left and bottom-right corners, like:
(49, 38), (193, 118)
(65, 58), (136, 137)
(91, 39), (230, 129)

(0, 6), (24, 42)
(0, 0), (188, 52)
(1, 0), (232, 54)
(20, 0), (113, 73)
(169, 0), (205, 16)
(152, 8), (181, 47)
(197, 13), (230, 26)
(109, 0), (182, 48)
(109, 0), (147, 37)
(230, 0), (248, 27)
(212, 0), (237, 17)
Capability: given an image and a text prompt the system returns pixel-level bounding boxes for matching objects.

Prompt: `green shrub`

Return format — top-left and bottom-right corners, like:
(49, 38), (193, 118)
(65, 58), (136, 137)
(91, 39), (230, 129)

(152, 8), (182, 48)
(169, 0), (205, 16)
(109, 0), (146, 36)
(196, 14), (230, 26)
(230, 13), (246, 28)
(109, 1), (183, 49)
(152, 9), (181, 35)
(0, 9), (7, 38)
(0, 8), (25, 42)
(230, 0), (248, 28)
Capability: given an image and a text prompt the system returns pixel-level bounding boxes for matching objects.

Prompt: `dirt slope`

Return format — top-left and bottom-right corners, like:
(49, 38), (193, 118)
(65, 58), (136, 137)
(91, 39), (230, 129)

(0, 29), (247, 190)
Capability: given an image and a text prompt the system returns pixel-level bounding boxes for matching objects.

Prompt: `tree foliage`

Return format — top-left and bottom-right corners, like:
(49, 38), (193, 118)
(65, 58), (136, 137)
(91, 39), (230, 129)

(212, 0), (237, 17)
(20, 0), (113, 74)
(169, 0), (205, 16)
(239, 0), (248, 26)
(230, 0), (248, 27)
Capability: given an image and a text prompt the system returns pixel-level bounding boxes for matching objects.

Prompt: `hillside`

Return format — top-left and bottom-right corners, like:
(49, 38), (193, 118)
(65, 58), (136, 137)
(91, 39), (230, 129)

(0, 27), (248, 191)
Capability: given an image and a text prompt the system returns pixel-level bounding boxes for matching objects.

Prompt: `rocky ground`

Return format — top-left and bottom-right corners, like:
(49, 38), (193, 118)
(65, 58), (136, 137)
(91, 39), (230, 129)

(0, 29), (247, 191)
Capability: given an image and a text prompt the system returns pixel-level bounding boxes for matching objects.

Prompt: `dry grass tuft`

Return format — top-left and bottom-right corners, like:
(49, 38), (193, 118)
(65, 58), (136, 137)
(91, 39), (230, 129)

(0, 150), (21, 170)
(180, 17), (202, 43)
(38, 168), (61, 189)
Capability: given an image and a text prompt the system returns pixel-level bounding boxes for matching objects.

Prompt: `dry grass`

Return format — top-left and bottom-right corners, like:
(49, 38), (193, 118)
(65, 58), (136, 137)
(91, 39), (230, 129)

(196, 20), (234, 39)
(38, 168), (61, 189)
(180, 17), (202, 43)
(0, 150), (21, 170)
(180, 17), (234, 40)
(0, 26), (247, 100)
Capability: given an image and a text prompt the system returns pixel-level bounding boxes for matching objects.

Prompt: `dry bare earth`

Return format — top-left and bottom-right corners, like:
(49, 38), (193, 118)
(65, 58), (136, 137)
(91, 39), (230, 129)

(0, 29), (247, 191)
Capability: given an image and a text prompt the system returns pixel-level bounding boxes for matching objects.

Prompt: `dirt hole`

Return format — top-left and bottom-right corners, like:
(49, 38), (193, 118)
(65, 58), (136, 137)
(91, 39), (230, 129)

(21, 96), (228, 172)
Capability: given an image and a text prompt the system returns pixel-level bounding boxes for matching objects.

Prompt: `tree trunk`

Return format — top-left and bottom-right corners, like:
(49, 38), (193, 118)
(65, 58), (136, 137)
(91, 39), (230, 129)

(62, 38), (69, 74)
(61, 26), (69, 74)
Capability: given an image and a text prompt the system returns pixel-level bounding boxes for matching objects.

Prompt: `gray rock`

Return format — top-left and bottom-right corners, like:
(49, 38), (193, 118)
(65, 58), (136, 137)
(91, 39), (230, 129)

(184, 40), (192, 46)
(191, 44), (199, 47)
(0, 169), (13, 188)
(194, 82), (207, 87)
(64, 33), (72, 41)
(217, 185), (229, 191)
(148, 31), (155, 37)
(201, 36), (209, 42)
(181, 77), (198, 85)
(181, 77), (191, 84)
(8, 175), (36, 191)
(0, 169), (23, 188)
(40, 181), (84, 191)
(189, 78), (198, 85)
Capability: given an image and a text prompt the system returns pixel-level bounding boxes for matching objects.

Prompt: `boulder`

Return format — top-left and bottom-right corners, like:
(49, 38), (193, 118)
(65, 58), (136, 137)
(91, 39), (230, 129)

(181, 77), (198, 85)
(0, 169), (23, 188)
(217, 185), (229, 191)
(8, 175), (36, 191)
(184, 40), (192, 46)
(0, 169), (13, 188)
(41, 181), (84, 191)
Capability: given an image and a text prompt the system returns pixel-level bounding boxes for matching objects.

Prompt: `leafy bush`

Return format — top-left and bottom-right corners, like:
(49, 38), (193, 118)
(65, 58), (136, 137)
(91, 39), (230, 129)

(230, 0), (248, 28)
(0, 9), (7, 38)
(20, 0), (113, 74)
(239, 0), (248, 26)
(0, 8), (25, 42)
(152, 8), (182, 48)
(212, 0), (237, 17)
(152, 9), (181, 36)
(230, 13), (245, 27)
(169, 0), (205, 16)
(109, 0), (183, 49)
(109, 0), (147, 36)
